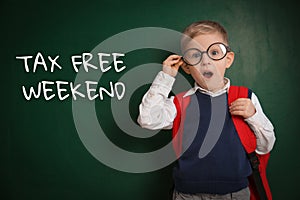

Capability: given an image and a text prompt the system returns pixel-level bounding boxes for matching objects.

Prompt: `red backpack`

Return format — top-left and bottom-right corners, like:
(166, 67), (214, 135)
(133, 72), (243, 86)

(172, 86), (272, 200)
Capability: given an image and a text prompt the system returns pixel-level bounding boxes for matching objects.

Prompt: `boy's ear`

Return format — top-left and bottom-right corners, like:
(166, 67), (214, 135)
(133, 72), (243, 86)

(181, 64), (191, 74)
(225, 51), (235, 69)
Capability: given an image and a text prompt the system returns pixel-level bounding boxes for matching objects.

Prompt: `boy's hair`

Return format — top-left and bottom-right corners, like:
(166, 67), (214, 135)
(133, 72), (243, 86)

(181, 20), (229, 47)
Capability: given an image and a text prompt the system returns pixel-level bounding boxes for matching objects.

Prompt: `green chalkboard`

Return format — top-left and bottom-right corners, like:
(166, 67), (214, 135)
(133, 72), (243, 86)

(2, 0), (300, 199)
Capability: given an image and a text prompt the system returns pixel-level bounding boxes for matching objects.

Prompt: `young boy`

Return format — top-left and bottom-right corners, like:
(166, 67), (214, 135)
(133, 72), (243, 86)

(138, 20), (275, 200)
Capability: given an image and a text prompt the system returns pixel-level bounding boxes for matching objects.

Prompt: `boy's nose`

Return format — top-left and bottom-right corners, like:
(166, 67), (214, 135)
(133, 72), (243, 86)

(200, 53), (211, 66)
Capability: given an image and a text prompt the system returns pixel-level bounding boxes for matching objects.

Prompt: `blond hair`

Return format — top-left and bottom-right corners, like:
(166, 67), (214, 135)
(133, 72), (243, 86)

(181, 20), (229, 47)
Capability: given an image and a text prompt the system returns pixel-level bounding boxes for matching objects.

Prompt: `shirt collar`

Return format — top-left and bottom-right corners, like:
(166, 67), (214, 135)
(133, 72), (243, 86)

(183, 78), (231, 98)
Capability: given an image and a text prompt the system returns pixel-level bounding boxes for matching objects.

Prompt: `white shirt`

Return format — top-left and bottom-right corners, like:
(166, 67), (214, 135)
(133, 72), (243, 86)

(138, 71), (276, 154)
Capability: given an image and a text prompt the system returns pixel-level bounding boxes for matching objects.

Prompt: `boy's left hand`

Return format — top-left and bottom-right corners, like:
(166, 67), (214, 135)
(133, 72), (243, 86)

(229, 98), (256, 119)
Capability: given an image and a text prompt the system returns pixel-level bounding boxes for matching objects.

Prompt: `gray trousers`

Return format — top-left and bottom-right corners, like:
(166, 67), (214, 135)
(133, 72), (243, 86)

(173, 187), (250, 200)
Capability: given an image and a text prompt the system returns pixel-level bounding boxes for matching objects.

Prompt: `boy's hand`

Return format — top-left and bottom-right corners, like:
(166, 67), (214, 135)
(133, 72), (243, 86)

(229, 98), (256, 119)
(162, 55), (184, 77)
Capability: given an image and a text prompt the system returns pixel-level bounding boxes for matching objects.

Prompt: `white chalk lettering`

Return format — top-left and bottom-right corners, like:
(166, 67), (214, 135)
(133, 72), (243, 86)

(112, 53), (126, 72)
(71, 55), (82, 73)
(22, 82), (41, 100)
(70, 53), (126, 73)
(56, 81), (69, 100)
(114, 82), (125, 100)
(48, 55), (62, 72)
(16, 56), (33, 72)
(86, 81), (99, 100)
(42, 81), (55, 100)
(21, 81), (125, 101)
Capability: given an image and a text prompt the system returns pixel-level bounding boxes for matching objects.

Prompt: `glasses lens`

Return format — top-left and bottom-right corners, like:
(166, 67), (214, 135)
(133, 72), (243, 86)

(207, 43), (227, 60)
(183, 49), (202, 65)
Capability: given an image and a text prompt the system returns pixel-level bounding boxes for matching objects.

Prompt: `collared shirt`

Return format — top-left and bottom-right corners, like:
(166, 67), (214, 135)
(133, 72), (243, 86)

(183, 78), (230, 98)
(138, 71), (276, 154)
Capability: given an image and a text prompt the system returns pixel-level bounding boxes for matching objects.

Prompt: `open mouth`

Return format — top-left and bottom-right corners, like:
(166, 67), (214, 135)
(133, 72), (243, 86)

(202, 71), (214, 78)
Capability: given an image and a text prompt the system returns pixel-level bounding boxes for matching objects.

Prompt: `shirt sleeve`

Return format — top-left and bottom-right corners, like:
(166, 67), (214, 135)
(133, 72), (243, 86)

(245, 92), (276, 154)
(137, 71), (177, 130)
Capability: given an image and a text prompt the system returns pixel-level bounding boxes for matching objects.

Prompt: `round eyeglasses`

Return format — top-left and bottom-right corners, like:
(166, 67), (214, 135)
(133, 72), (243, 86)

(182, 42), (231, 66)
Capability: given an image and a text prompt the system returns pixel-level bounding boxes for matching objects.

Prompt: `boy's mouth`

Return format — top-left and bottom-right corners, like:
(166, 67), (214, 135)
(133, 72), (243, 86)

(202, 71), (214, 79)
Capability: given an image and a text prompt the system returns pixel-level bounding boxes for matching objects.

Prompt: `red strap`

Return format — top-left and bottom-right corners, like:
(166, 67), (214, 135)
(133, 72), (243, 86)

(173, 92), (190, 158)
(228, 86), (257, 153)
(228, 86), (272, 200)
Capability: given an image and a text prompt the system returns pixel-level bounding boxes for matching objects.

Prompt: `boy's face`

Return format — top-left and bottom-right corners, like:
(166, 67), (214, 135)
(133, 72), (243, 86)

(182, 32), (234, 92)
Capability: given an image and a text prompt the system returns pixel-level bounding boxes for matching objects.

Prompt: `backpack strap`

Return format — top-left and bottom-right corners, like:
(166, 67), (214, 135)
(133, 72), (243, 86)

(173, 92), (191, 158)
(228, 86), (271, 200)
(228, 86), (257, 153)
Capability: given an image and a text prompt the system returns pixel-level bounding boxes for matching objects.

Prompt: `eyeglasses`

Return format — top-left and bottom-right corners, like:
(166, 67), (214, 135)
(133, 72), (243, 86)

(182, 42), (231, 66)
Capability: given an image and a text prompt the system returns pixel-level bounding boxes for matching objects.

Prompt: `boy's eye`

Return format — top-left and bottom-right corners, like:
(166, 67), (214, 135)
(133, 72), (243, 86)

(209, 50), (219, 56)
(183, 49), (203, 65)
(192, 52), (201, 58)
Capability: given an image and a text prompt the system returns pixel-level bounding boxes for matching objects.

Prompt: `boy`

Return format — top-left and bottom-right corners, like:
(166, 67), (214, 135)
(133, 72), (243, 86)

(138, 20), (275, 200)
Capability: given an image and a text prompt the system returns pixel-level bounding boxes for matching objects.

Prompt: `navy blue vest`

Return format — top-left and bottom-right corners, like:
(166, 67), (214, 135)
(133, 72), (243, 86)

(173, 91), (252, 194)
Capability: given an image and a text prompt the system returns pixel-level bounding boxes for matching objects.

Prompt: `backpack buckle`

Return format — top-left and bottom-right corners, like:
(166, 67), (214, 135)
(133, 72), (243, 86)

(248, 152), (260, 171)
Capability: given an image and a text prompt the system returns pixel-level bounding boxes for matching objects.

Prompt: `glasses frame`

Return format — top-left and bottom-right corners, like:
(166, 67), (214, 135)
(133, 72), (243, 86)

(182, 42), (231, 66)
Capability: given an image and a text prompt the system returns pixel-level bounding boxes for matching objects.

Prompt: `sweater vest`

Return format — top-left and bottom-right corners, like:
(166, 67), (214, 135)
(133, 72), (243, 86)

(172, 91), (252, 194)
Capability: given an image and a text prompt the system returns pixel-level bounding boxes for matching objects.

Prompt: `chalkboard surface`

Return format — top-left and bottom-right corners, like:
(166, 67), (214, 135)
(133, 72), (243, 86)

(2, 0), (300, 199)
